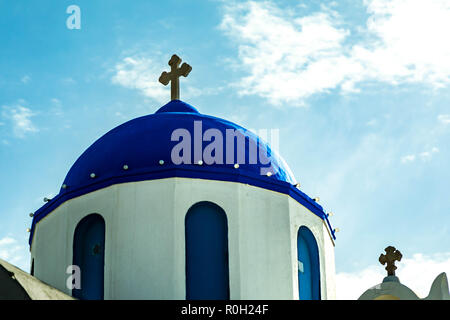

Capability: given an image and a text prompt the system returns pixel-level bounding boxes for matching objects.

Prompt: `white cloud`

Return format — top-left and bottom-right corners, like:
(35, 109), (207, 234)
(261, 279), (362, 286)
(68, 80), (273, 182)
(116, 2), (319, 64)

(438, 114), (450, 125)
(62, 77), (76, 85)
(50, 98), (64, 116)
(0, 237), (28, 271)
(401, 147), (439, 163)
(115, 111), (126, 118)
(336, 252), (450, 299)
(401, 154), (416, 163)
(21, 75), (31, 84)
(0, 237), (16, 246)
(220, 0), (450, 106)
(351, 0), (450, 88)
(419, 147), (439, 161)
(1, 104), (39, 138)
(112, 56), (169, 104)
(220, 1), (353, 106)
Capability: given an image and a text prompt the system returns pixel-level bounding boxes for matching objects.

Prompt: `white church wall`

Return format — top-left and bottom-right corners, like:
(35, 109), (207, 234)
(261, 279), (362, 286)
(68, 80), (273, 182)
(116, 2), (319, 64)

(233, 183), (292, 299)
(288, 197), (336, 300)
(30, 203), (69, 294)
(31, 177), (335, 300)
(322, 222), (336, 299)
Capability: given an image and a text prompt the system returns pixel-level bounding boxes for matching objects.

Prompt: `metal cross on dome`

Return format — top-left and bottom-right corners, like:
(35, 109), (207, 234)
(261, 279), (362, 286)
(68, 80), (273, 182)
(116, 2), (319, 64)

(159, 54), (192, 101)
(379, 246), (403, 276)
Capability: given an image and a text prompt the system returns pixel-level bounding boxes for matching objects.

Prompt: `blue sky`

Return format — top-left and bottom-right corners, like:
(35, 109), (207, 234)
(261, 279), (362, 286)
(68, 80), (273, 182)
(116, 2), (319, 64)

(0, 0), (449, 299)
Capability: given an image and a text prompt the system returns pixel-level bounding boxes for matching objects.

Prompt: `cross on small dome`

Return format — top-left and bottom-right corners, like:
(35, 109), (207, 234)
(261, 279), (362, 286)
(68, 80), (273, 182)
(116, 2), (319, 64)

(379, 246), (402, 276)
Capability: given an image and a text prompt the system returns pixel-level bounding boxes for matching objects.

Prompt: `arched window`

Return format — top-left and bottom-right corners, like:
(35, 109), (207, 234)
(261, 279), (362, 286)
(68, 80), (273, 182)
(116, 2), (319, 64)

(185, 201), (230, 300)
(72, 214), (105, 300)
(297, 226), (320, 300)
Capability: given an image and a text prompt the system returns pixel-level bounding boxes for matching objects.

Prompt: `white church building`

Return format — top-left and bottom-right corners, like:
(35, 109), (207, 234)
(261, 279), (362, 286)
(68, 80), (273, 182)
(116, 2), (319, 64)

(27, 55), (337, 300)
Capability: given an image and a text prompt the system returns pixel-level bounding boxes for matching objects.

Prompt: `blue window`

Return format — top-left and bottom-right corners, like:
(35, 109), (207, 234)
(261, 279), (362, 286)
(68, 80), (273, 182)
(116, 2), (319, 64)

(297, 226), (320, 300)
(185, 202), (230, 300)
(73, 214), (105, 300)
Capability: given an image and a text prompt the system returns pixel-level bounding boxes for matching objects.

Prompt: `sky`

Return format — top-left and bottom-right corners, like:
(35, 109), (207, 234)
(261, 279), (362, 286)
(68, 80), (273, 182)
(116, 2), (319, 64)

(0, 0), (449, 299)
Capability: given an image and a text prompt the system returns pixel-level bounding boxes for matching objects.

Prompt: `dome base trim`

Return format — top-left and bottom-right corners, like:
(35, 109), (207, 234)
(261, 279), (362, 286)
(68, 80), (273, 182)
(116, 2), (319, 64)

(29, 166), (336, 248)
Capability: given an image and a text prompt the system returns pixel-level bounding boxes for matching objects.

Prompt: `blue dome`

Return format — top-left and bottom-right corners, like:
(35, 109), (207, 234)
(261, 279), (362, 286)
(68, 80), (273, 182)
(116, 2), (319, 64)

(29, 100), (336, 245)
(62, 100), (297, 190)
